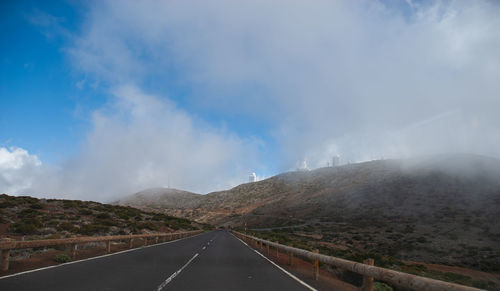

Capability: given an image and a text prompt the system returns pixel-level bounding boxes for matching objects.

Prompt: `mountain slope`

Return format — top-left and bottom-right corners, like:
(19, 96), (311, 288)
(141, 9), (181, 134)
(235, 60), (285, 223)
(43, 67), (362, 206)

(119, 154), (500, 228)
(117, 188), (202, 215)
(118, 154), (500, 272)
(0, 194), (199, 239)
(187, 154), (500, 227)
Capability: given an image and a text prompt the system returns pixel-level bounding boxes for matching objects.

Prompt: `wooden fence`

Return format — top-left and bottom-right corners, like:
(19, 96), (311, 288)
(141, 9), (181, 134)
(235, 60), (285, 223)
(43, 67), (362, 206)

(0, 230), (203, 271)
(233, 231), (483, 291)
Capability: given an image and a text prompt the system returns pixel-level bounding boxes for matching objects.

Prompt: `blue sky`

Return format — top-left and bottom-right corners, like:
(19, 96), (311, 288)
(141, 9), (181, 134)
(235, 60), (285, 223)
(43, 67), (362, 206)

(1, 0), (278, 167)
(1, 0), (499, 201)
(1, 1), (93, 162)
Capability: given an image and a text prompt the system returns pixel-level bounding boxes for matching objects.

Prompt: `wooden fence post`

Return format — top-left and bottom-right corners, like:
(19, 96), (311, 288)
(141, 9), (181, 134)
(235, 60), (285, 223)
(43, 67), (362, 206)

(144, 237), (148, 246)
(129, 238), (133, 248)
(155, 236), (159, 244)
(288, 251), (294, 266)
(106, 240), (111, 253)
(313, 249), (319, 280)
(71, 243), (77, 259)
(1, 249), (11, 271)
(266, 243), (270, 256)
(275, 241), (279, 257)
(363, 258), (374, 291)
(1, 238), (13, 271)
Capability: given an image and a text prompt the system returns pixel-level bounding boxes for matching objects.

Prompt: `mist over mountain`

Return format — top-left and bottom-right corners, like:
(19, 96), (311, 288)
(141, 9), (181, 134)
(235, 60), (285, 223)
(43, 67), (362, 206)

(117, 154), (500, 270)
(118, 188), (202, 212)
(119, 154), (500, 225)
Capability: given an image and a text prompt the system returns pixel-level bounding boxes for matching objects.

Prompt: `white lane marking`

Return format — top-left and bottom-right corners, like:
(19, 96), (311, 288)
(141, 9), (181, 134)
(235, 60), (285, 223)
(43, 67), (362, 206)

(232, 234), (316, 291)
(0, 232), (207, 280)
(156, 253), (199, 291)
(202, 246), (206, 250)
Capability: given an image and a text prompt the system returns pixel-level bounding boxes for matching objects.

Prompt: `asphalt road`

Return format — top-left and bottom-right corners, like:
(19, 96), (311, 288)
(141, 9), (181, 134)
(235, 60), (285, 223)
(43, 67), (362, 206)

(0, 231), (312, 291)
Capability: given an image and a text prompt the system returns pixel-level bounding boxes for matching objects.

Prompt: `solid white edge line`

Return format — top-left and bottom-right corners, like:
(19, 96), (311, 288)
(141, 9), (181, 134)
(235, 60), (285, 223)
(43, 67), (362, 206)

(156, 253), (199, 291)
(0, 232), (207, 280)
(232, 234), (317, 291)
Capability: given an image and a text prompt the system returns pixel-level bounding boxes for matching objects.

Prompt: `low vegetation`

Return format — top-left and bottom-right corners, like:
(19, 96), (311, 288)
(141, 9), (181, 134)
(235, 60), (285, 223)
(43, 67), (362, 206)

(53, 254), (71, 263)
(244, 228), (499, 290)
(0, 194), (202, 241)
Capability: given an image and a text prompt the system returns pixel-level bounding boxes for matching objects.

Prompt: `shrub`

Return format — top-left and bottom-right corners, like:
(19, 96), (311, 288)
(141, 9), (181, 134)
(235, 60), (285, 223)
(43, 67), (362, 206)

(29, 203), (44, 209)
(136, 222), (158, 231)
(96, 213), (111, 219)
(374, 282), (393, 291)
(403, 225), (414, 233)
(416, 237), (428, 243)
(78, 224), (109, 235)
(79, 208), (93, 215)
(95, 218), (119, 227)
(11, 222), (38, 234)
(18, 196), (38, 204)
(57, 222), (77, 232)
(54, 254), (71, 263)
(18, 209), (41, 218)
(117, 212), (130, 220)
(62, 200), (78, 209)
(11, 218), (42, 234)
(0, 201), (16, 208)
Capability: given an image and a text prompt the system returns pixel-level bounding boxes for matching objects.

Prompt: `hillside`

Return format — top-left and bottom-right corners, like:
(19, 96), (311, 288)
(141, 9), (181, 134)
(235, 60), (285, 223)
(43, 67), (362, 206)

(117, 188), (202, 216)
(120, 154), (500, 227)
(0, 194), (200, 241)
(119, 153), (500, 273)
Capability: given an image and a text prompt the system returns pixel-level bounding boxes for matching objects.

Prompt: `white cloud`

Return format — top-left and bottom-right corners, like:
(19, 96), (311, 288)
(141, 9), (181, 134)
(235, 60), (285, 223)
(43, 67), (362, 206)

(66, 0), (500, 172)
(0, 147), (42, 195)
(10, 0), (498, 201)
(27, 85), (260, 201)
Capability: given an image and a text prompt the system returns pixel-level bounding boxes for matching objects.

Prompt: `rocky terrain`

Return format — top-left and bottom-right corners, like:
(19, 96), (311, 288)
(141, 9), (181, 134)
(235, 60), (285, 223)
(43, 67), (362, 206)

(118, 154), (500, 275)
(0, 194), (201, 241)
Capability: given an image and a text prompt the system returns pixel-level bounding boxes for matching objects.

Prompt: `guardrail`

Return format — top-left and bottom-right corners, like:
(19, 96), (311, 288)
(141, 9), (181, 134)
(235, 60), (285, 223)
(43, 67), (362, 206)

(233, 231), (483, 291)
(0, 230), (203, 271)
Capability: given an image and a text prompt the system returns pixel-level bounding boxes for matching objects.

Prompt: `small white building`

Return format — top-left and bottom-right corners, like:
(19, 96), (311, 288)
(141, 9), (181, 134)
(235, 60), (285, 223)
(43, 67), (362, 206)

(249, 172), (257, 182)
(298, 158), (310, 171)
(332, 155), (341, 167)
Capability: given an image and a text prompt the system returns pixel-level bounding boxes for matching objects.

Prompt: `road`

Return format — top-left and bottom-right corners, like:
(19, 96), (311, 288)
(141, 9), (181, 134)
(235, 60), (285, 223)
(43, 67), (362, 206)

(0, 231), (312, 291)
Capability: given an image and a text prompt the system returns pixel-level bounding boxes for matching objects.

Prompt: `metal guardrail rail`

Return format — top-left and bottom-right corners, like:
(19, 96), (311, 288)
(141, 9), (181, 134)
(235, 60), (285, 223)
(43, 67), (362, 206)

(0, 230), (203, 271)
(233, 231), (483, 291)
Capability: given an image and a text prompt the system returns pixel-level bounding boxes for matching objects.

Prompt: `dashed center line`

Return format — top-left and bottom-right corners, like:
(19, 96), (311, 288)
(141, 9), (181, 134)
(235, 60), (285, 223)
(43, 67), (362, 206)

(156, 236), (216, 290)
(156, 253), (199, 291)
